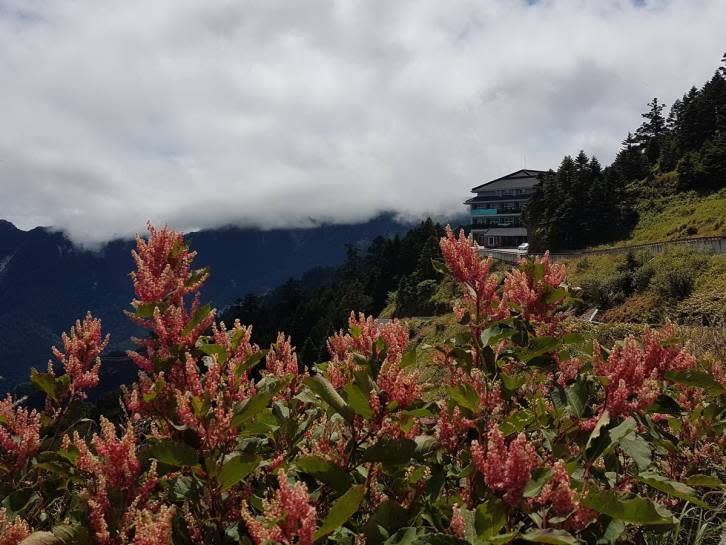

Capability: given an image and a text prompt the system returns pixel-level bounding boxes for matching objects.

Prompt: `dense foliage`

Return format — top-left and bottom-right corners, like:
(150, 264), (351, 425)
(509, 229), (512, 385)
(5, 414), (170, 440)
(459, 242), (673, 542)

(221, 219), (450, 365)
(524, 53), (726, 251)
(0, 224), (724, 545)
(564, 248), (726, 326)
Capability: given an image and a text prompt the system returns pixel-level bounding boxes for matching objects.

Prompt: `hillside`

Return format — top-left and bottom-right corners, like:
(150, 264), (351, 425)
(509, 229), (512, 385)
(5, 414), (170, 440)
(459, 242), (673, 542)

(614, 185), (726, 245)
(0, 215), (414, 388)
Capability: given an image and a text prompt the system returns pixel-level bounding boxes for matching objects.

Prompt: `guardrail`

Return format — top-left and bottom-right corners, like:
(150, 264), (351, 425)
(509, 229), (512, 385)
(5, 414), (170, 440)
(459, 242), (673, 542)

(480, 235), (726, 264)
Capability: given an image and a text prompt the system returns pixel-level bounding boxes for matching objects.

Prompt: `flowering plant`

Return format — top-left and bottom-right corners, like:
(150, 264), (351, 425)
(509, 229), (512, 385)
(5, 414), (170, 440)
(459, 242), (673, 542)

(0, 225), (723, 545)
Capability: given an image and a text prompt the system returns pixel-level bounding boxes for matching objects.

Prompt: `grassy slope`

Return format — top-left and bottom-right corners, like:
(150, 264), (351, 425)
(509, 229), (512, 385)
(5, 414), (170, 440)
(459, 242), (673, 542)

(612, 187), (726, 247)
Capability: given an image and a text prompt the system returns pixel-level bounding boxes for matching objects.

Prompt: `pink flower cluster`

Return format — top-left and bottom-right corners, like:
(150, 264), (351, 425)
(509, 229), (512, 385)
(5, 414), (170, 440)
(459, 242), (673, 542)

(127, 224), (215, 375)
(448, 505), (466, 539)
(0, 395), (41, 469)
(241, 470), (317, 545)
(471, 428), (537, 506)
(0, 508), (31, 545)
(49, 312), (109, 400)
(536, 460), (578, 516)
(129, 505), (175, 545)
(439, 227), (502, 324)
(266, 332), (305, 399)
(502, 251), (566, 334)
(327, 313), (421, 408)
(175, 349), (257, 450)
(594, 323), (696, 418)
(437, 405), (474, 453)
(68, 417), (140, 491)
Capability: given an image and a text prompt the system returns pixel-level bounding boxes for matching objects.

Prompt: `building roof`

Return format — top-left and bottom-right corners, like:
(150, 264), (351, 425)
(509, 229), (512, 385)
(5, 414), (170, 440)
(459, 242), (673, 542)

(471, 227), (527, 237)
(471, 169), (547, 192)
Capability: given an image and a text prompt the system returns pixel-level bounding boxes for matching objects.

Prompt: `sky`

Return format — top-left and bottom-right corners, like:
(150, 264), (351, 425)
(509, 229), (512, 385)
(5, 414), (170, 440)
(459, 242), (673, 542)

(0, 0), (724, 245)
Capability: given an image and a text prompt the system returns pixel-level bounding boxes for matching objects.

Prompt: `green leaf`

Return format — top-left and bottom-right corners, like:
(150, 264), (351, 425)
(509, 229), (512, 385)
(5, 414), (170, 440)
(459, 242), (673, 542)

(364, 500), (409, 545)
(620, 435), (652, 471)
(685, 474), (724, 489)
(218, 455), (259, 490)
(383, 528), (419, 545)
(646, 394), (682, 415)
(582, 490), (675, 525)
(501, 373), (526, 391)
(231, 390), (275, 428)
(181, 303), (213, 335)
(544, 287), (567, 304)
(448, 383), (480, 413)
(499, 410), (534, 437)
(18, 532), (61, 545)
(344, 382), (373, 419)
(134, 302), (159, 319)
(474, 498), (507, 538)
(400, 346), (417, 369)
(362, 438), (417, 465)
(304, 375), (354, 421)
(51, 524), (90, 545)
(30, 369), (69, 402)
(314, 485), (364, 541)
(523, 467), (553, 498)
(664, 370), (725, 394)
(236, 349), (268, 377)
(147, 440), (199, 467)
(519, 529), (578, 544)
(638, 472), (708, 508)
(296, 456), (352, 493)
(564, 381), (589, 418)
(432, 259), (449, 276)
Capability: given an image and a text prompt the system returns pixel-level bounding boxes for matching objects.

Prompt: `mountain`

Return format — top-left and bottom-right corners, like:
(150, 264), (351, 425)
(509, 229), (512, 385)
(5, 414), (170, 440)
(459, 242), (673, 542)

(0, 215), (416, 389)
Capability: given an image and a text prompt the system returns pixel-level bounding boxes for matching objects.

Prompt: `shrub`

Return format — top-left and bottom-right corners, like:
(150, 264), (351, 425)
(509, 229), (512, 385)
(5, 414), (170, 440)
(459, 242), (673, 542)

(0, 225), (724, 545)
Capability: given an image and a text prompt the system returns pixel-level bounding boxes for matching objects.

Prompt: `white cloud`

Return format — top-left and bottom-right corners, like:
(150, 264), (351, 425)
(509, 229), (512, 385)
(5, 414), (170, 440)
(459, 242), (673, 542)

(0, 0), (724, 244)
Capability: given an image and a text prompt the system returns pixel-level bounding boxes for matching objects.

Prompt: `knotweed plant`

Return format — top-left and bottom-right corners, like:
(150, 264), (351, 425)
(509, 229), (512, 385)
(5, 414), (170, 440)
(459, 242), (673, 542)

(0, 225), (723, 545)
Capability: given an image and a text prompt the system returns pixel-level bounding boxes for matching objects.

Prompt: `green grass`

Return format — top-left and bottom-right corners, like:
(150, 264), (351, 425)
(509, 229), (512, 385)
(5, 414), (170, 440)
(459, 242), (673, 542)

(615, 188), (726, 246)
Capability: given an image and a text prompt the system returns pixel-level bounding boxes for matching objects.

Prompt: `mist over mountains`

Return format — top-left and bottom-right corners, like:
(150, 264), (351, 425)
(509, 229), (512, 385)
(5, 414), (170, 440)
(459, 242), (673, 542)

(0, 215), (422, 388)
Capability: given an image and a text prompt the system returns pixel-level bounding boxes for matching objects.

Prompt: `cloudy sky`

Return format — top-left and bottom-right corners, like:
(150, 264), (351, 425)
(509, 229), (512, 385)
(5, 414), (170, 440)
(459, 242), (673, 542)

(0, 0), (724, 244)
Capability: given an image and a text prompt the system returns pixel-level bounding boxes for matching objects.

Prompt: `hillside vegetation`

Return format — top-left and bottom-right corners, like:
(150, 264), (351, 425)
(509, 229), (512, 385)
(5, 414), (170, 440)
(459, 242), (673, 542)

(616, 186), (726, 245)
(2, 224), (725, 545)
(524, 53), (726, 251)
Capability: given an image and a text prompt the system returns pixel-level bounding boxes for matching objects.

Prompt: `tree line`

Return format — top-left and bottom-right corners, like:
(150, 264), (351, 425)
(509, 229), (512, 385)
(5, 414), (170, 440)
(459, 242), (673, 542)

(524, 52), (726, 251)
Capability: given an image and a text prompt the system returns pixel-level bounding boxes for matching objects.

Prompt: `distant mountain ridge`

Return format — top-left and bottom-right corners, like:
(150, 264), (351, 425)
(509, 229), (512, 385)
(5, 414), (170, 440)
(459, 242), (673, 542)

(0, 215), (424, 388)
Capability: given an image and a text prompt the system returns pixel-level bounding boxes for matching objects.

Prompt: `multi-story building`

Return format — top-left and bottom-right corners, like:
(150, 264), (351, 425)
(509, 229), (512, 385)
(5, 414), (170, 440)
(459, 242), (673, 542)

(465, 169), (546, 248)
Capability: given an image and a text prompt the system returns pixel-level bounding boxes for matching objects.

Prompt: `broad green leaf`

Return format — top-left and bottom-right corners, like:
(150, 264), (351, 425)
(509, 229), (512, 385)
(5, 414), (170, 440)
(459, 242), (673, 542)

(410, 535), (468, 545)
(400, 346), (417, 369)
(296, 456), (352, 493)
(664, 370), (725, 394)
(383, 528), (419, 545)
(50, 524), (90, 545)
(519, 528), (578, 544)
(523, 467), (554, 498)
(431, 259), (449, 276)
(362, 438), (417, 465)
(18, 532), (61, 545)
(564, 381), (589, 418)
(448, 383), (480, 413)
(685, 474), (724, 489)
(638, 472), (708, 508)
(30, 369), (69, 402)
(620, 435), (652, 471)
(134, 302), (159, 319)
(646, 394), (682, 415)
(499, 410), (534, 436)
(582, 491), (674, 525)
(236, 349), (268, 377)
(344, 382), (373, 419)
(363, 500), (409, 545)
(147, 440), (199, 467)
(231, 391), (275, 427)
(501, 373), (526, 391)
(218, 455), (259, 490)
(314, 485), (364, 541)
(474, 498), (507, 538)
(304, 375), (354, 421)
(181, 303), (213, 335)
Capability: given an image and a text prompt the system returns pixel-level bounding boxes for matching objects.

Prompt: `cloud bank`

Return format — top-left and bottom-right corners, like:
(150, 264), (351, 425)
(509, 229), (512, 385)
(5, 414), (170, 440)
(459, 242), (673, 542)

(0, 0), (724, 244)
